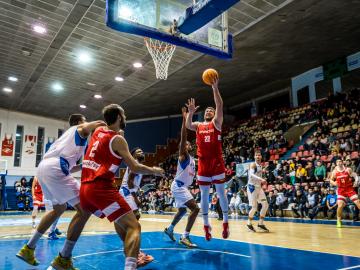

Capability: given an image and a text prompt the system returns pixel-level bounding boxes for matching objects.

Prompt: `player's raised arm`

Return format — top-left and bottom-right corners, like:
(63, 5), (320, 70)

(185, 98), (200, 131)
(78, 120), (106, 137)
(212, 78), (223, 129)
(179, 107), (189, 162)
(112, 135), (164, 176)
(249, 163), (266, 183)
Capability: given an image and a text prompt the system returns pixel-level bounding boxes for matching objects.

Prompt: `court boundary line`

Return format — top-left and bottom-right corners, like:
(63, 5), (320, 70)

(338, 265), (360, 270)
(73, 247), (251, 259)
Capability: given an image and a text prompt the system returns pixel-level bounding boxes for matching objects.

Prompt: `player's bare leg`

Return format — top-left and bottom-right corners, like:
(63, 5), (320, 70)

(31, 205), (39, 228)
(247, 201), (258, 232)
(50, 203), (92, 270)
(257, 199), (270, 232)
(165, 207), (187, 241)
(200, 184), (212, 240)
(17, 204), (67, 266)
(179, 200), (199, 248)
(114, 212), (141, 270)
(336, 200), (346, 228)
(215, 183), (230, 238)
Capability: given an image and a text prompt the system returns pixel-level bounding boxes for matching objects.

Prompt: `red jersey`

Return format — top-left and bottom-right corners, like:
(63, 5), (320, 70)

(81, 127), (123, 183)
(33, 180), (43, 196)
(334, 168), (353, 189)
(196, 121), (223, 159)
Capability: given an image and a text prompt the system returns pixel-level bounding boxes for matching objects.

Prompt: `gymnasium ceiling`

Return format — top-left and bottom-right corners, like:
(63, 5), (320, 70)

(0, 0), (360, 121)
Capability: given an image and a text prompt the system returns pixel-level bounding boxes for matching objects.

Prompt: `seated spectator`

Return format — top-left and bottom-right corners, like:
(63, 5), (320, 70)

(310, 188), (329, 220)
(326, 188), (337, 219)
(275, 189), (288, 217)
(306, 161), (315, 182)
(305, 188), (319, 217)
(267, 191), (277, 217)
(292, 190), (307, 218)
(239, 189), (250, 215)
(229, 193), (238, 216)
(296, 164), (307, 183)
(314, 161), (327, 182)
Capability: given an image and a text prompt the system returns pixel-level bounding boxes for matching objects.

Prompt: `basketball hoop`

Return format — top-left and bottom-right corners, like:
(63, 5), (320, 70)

(144, 38), (176, 80)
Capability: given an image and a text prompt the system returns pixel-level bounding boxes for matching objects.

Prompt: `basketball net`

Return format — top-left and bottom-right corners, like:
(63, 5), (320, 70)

(144, 38), (176, 80)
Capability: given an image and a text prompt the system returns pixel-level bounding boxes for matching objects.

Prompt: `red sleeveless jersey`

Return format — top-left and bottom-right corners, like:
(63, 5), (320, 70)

(34, 180), (43, 196)
(334, 168), (352, 189)
(196, 121), (223, 159)
(81, 127), (123, 183)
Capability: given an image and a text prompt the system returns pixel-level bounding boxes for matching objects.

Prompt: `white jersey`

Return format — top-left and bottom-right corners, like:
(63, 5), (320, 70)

(121, 167), (143, 193)
(248, 162), (263, 187)
(43, 126), (87, 173)
(173, 155), (196, 188)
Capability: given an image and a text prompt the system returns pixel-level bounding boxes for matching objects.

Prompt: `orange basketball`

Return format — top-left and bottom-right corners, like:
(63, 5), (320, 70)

(202, 68), (219, 85)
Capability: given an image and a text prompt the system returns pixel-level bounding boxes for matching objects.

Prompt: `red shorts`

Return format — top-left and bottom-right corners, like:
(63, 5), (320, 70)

(197, 157), (226, 185)
(80, 180), (132, 222)
(337, 188), (358, 202)
(33, 193), (44, 207)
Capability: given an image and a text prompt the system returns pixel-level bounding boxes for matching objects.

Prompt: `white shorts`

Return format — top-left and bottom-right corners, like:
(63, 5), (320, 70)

(37, 158), (80, 207)
(171, 184), (193, 208)
(247, 185), (267, 207)
(119, 187), (138, 211)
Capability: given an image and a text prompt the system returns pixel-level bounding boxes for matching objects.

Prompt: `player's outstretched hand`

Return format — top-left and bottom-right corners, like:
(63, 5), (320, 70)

(185, 98), (200, 114)
(152, 166), (165, 176)
(212, 77), (219, 91)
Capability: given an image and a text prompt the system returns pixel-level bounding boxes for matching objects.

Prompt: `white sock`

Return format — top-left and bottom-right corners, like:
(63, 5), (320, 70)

(200, 185), (210, 226)
(27, 231), (43, 249)
(183, 231), (190, 238)
(50, 217), (59, 233)
(60, 240), (76, 258)
(215, 183), (229, 222)
(259, 219), (264, 225)
(125, 257), (137, 270)
(168, 224), (174, 232)
(247, 219), (252, 226)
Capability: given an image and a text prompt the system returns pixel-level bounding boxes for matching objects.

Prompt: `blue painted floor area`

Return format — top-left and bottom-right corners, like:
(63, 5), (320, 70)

(1, 232), (360, 270)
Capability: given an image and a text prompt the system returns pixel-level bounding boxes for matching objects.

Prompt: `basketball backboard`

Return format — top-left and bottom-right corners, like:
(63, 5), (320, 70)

(106, 0), (235, 59)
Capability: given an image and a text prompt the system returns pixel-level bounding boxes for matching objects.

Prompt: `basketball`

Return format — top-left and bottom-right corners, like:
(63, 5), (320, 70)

(202, 68), (219, 85)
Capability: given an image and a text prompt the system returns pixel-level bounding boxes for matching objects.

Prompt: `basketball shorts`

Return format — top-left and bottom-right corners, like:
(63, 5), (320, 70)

(37, 158), (80, 207)
(80, 180), (132, 222)
(33, 192), (44, 207)
(119, 187), (138, 211)
(171, 182), (193, 208)
(337, 188), (358, 202)
(197, 157), (225, 185)
(247, 185), (267, 207)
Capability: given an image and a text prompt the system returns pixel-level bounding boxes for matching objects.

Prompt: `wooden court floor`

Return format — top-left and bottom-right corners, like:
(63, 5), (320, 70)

(1, 211), (359, 257)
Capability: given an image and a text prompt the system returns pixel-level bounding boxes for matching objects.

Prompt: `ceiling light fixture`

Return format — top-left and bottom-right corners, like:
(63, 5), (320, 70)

(3, 87), (13, 93)
(52, 82), (64, 92)
(32, 24), (47, 34)
(87, 82), (96, 86)
(80, 104), (87, 109)
(94, 94), (102, 99)
(8, 76), (18, 82)
(133, 62), (142, 68)
(78, 52), (92, 64)
(115, 76), (124, 82)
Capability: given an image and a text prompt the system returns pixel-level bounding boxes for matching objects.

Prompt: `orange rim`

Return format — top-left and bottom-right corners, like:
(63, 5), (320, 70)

(144, 38), (175, 52)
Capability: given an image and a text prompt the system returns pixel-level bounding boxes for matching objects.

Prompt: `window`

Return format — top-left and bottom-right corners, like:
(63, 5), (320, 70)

(58, 129), (64, 138)
(14, 125), (24, 167)
(35, 127), (45, 167)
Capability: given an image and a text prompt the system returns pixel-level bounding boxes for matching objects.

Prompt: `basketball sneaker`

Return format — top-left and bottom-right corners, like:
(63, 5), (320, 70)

(16, 244), (39, 266)
(246, 224), (256, 232)
(179, 236), (197, 248)
(54, 228), (62, 236)
(222, 222), (230, 239)
(137, 251), (154, 268)
(164, 227), (176, 241)
(48, 231), (59, 240)
(204, 225), (212, 241)
(51, 254), (78, 270)
(336, 220), (342, 228)
(257, 224), (270, 233)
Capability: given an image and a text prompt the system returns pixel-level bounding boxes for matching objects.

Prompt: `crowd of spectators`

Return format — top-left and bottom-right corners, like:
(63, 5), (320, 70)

(14, 177), (34, 211)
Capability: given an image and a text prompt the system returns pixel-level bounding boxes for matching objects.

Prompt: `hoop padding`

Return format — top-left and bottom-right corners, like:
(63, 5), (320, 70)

(145, 38), (176, 80)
